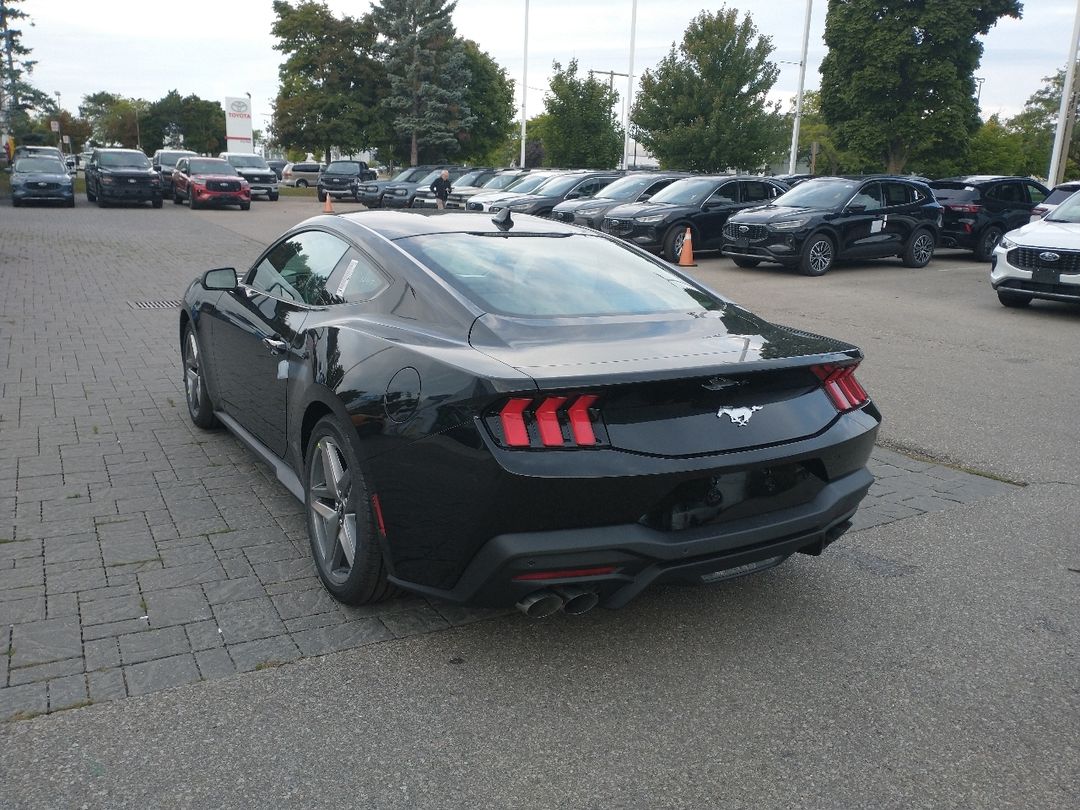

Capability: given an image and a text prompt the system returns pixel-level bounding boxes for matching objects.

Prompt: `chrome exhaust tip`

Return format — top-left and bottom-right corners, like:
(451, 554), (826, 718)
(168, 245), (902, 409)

(516, 590), (564, 619)
(553, 586), (599, 616)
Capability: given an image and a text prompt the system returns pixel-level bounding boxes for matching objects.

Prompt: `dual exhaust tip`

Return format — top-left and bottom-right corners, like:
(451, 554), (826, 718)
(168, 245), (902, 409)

(516, 586), (599, 619)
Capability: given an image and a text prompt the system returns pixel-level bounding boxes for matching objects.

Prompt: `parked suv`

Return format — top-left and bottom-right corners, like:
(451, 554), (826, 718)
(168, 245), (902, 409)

(445, 168), (529, 209)
(1029, 180), (1080, 222)
(551, 172), (687, 229)
(489, 170), (623, 218)
(722, 175), (942, 276)
(412, 167), (499, 208)
(381, 166), (468, 208)
(218, 152), (279, 200)
(316, 160), (378, 202)
(357, 165), (436, 208)
(603, 175), (787, 262)
(85, 148), (163, 208)
(152, 149), (197, 196)
(929, 175), (1049, 260)
(282, 161), (323, 187)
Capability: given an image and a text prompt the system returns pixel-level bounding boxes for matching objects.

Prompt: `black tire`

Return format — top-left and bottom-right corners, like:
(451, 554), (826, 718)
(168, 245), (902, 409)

(296, 179), (308, 188)
(173, 188), (183, 204)
(317, 190), (327, 202)
(732, 257), (760, 268)
(152, 197), (163, 209)
(974, 225), (1004, 262)
(182, 324), (219, 429)
(269, 192), (279, 201)
(304, 416), (396, 605)
(12, 198), (20, 207)
(798, 233), (834, 276)
(240, 202), (250, 211)
(189, 188), (200, 210)
(86, 181), (96, 202)
(662, 224), (691, 263)
(66, 197), (75, 208)
(97, 194), (108, 209)
(997, 290), (1032, 308)
(902, 228), (935, 268)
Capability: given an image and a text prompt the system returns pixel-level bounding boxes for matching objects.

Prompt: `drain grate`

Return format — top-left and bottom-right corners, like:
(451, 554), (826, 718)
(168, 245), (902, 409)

(127, 300), (182, 310)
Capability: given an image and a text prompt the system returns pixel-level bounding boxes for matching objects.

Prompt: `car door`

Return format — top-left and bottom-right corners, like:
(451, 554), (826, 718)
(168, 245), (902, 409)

(209, 229), (351, 456)
(1022, 181), (1049, 228)
(173, 159), (189, 198)
(872, 181), (920, 257)
(985, 181), (1028, 232)
(837, 182), (885, 258)
(694, 181), (740, 249)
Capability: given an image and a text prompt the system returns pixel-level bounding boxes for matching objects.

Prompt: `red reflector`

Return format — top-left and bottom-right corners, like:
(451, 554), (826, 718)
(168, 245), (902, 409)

(535, 396), (567, 446)
(499, 398), (531, 446)
(513, 566), (617, 581)
(567, 394), (599, 445)
(371, 494), (387, 538)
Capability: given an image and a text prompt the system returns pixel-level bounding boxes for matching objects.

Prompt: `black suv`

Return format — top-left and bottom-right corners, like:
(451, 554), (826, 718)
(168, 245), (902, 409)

(152, 149), (197, 196)
(381, 166), (468, 209)
(490, 170), (623, 218)
(929, 176), (1050, 260)
(357, 165), (436, 208)
(85, 149), (163, 208)
(317, 160), (378, 202)
(551, 172), (687, 229)
(723, 175), (943, 276)
(602, 175), (788, 262)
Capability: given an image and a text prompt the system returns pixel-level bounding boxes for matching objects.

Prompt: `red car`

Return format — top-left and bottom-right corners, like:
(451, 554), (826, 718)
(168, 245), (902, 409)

(172, 157), (251, 210)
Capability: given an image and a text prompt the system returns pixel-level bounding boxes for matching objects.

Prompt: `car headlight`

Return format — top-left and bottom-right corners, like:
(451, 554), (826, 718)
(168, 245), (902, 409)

(635, 214), (666, 224)
(998, 235), (1017, 250)
(769, 218), (810, 231)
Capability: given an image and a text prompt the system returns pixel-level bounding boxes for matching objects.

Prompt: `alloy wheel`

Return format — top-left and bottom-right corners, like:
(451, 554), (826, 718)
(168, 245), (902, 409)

(308, 437), (357, 584)
(809, 239), (833, 273)
(912, 233), (934, 265)
(184, 331), (202, 416)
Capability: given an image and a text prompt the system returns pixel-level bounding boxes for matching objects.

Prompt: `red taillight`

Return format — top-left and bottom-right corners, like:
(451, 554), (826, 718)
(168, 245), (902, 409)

(812, 363), (869, 412)
(495, 394), (602, 449)
(946, 203), (982, 214)
(513, 566), (618, 581)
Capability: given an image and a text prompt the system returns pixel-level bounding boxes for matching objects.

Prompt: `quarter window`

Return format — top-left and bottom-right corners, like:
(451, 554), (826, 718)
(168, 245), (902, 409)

(708, 183), (738, 205)
(249, 230), (350, 306)
(882, 182), (913, 207)
(1025, 183), (1047, 204)
(988, 182), (1023, 203)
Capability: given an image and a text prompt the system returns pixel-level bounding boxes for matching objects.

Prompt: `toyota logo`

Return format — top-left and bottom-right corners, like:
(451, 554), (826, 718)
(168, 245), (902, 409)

(230, 100), (249, 113)
(1039, 251), (1060, 262)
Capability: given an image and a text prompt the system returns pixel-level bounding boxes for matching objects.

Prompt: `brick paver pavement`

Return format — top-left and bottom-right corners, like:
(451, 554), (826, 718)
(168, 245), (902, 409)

(0, 202), (1017, 721)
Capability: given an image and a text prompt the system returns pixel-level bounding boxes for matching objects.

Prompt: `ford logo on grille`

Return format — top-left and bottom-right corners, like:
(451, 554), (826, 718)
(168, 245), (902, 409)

(739, 225), (749, 234)
(610, 220), (620, 226)
(1039, 251), (1060, 262)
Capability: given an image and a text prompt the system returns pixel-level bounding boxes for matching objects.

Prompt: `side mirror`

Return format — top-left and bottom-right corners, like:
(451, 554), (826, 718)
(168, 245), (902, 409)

(202, 267), (239, 290)
(152, 164), (161, 171)
(846, 204), (867, 213)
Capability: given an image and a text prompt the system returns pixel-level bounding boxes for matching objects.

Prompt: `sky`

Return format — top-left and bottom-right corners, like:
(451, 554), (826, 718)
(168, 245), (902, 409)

(17, 0), (1080, 134)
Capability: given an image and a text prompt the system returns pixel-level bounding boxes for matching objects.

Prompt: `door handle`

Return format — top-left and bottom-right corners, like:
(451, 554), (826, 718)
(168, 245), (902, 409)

(262, 336), (287, 355)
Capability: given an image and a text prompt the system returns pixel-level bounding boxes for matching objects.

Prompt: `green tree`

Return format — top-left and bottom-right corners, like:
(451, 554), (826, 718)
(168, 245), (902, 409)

(819, 0), (1022, 174)
(370, 0), (473, 165)
(631, 7), (785, 172)
(968, 114), (1027, 175)
(271, 0), (383, 163)
(457, 39), (515, 164)
(542, 60), (623, 168)
(1, 0), (55, 147)
(1007, 69), (1080, 180)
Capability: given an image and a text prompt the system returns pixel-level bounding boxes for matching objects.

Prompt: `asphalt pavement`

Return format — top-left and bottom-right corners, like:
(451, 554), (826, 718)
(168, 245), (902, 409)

(1, 197), (1077, 809)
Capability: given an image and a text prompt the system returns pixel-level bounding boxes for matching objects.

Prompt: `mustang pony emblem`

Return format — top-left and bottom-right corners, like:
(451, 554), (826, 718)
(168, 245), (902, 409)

(717, 405), (763, 426)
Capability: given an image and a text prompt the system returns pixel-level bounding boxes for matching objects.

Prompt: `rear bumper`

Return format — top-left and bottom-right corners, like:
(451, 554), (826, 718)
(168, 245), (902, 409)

(937, 229), (977, 250)
(392, 466), (872, 609)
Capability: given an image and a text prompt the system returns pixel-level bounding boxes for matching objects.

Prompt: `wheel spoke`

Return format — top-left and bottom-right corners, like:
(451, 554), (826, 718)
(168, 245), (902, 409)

(186, 369), (200, 408)
(319, 441), (346, 500)
(338, 513), (357, 567)
(311, 499), (339, 563)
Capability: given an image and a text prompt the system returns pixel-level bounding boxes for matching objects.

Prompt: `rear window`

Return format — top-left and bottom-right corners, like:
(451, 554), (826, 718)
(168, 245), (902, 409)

(398, 233), (720, 318)
(1045, 186), (1080, 205)
(928, 183), (979, 203)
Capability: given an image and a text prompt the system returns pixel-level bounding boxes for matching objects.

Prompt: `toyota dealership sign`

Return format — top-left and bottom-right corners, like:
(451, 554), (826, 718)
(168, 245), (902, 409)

(225, 96), (253, 151)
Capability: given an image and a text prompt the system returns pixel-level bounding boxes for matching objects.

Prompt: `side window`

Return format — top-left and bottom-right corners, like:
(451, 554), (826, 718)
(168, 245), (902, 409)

(708, 183), (738, 205)
(1025, 183), (1047, 204)
(882, 182), (912, 207)
(850, 183), (883, 211)
(329, 249), (391, 302)
(741, 182), (772, 203)
(176, 159), (187, 173)
(988, 182), (1023, 203)
(767, 182), (785, 198)
(644, 178), (677, 197)
(248, 230), (351, 306)
(573, 179), (600, 198)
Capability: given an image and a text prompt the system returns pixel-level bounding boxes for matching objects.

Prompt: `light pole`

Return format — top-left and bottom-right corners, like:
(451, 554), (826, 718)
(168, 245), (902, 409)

(622, 0), (638, 171)
(787, 0), (813, 175)
(1049, 0), (1080, 185)
(54, 90), (62, 150)
(974, 77), (985, 104)
(519, 0), (529, 168)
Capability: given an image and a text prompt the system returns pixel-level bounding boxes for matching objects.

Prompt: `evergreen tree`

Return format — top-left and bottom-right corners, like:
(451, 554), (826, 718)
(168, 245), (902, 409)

(1, 0), (54, 148)
(819, 0), (1022, 173)
(370, 0), (473, 165)
(543, 60), (623, 169)
(631, 7), (785, 172)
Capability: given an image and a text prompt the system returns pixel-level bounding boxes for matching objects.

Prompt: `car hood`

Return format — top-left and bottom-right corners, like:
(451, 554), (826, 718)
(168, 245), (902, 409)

(191, 173), (245, 182)
(385, 182), (424, 191)
(470, 190), (530, 204)
(469, 307), (855, 385)
(98, 167), (156, 176)
(1007, 218), (1080, 248)
(728, 205), (824, 224)
(13, 171), (71, 183)
(605, 201), (688, 219)
(552, 196), (618, 214)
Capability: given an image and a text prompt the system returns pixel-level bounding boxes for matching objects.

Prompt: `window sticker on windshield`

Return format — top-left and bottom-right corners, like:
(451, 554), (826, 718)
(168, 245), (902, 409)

(336, 259), (359, 296)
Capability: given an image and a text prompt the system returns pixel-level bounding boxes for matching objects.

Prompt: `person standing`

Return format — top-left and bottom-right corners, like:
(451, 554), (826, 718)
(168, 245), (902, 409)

(431, 169), (452, 210)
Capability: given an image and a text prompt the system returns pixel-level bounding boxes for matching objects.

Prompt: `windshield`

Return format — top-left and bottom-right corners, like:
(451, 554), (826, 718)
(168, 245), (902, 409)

(650, 178), (723, 206)
(482, 173), (524, 190)
(502, 173), (557, 194)
(454, 170), (487, 187)
(15, 157), (66, 173)
(399, 233), (720, 318)
(226, 155), (269, 168)
(592, 175), (662, 201)
(533, 174), (591, 197)
(189, 159), (237, 175)
(416, 170), (444, 186)
(396, 166), (433, 183)
(774, 179), (860, 208)
(157, 152), (193, 167)
(1045, 187), (1080, 206)
(326, 161), (362, 174)
(1045, 191), (1080, 222)
(99, 152), (151, 169)
(928, 183), (979, 203)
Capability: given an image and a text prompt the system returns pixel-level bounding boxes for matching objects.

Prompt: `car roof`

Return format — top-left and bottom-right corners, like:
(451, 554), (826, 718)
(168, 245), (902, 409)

(933, 175), (1031, 184)
(330, 209), (589, 241)
(95, 148), (146, 154)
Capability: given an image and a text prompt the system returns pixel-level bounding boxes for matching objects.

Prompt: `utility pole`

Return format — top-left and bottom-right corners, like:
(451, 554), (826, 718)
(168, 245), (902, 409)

(519, 0), (529, 168)
(1049, 0), (1080, 185)
(788, 0), (813, 175)
(622, 0), (638, 171)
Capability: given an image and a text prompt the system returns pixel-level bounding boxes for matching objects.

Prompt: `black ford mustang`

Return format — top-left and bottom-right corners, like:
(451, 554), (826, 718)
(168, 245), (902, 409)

(180, 210), (880, 617)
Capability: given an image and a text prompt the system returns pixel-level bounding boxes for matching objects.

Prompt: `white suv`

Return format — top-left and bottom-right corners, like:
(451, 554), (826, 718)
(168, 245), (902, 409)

(218, 153), (279, 201)
(991, 190), (1080, 308)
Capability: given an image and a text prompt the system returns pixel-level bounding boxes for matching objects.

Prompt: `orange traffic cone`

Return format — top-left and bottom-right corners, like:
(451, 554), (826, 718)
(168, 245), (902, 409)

(322, 190), (335, 214)
(677, 226), (697, 267)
